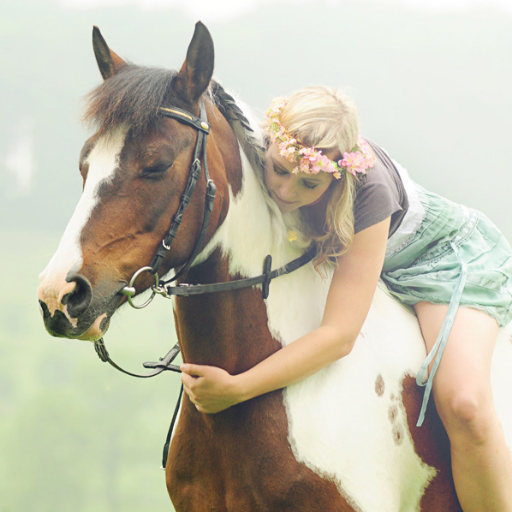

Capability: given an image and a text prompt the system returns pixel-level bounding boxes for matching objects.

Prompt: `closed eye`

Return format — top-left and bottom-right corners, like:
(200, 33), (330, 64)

(274, 162), (320, 189)
(141, 162), (172, 179)
(273, 165), (289, 176)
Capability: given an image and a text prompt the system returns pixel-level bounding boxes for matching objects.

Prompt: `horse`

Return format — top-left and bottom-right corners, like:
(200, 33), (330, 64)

(37, 22), (512, 511)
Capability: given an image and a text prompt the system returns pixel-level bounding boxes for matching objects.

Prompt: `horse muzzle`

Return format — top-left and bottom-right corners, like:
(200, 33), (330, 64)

(37, 272), (121, 341)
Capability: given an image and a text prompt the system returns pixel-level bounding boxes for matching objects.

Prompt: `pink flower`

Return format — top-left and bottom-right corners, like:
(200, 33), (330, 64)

(299, 147), (314, 158)
(338, 139), (375, 175)
(279, 142), (298, 162)
(339, 151), (366, 175)
(310, 154), (332, 174)
(299, 159), (310, 173)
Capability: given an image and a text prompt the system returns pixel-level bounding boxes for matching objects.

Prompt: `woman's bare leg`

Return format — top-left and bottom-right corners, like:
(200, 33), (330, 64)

(415, 302), (512, 511)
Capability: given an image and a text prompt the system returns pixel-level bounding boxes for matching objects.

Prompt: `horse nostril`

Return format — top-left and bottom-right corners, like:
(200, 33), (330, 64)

(63, 273), (93, 318)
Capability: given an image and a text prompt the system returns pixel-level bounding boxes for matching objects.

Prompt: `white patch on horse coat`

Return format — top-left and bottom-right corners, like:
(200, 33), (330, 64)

(199, 123), (512, 510)
(283, 290), (439, 512)
(38, 129), (127, 321)
(199, 147), (434, 510)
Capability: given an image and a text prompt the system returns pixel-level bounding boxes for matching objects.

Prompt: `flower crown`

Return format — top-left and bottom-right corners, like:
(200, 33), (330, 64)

(264, 97), (376, 179)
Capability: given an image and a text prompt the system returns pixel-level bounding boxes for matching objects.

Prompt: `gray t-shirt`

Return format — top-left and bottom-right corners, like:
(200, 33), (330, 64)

(353, 140), (408, 237)
(302, 140), (408, 240)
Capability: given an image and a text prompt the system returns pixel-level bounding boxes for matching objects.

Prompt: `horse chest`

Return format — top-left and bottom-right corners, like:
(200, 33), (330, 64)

(167, 397), (358, 512)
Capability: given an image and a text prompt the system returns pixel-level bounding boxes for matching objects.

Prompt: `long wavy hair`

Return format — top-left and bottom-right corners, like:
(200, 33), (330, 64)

(264, 86), (363, 266)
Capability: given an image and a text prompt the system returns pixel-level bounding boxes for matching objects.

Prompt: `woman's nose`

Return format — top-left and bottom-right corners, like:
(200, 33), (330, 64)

(279, 181), (297, 200)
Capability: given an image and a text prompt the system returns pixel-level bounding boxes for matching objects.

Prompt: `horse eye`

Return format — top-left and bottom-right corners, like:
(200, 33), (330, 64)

(141, 162), (172, 179)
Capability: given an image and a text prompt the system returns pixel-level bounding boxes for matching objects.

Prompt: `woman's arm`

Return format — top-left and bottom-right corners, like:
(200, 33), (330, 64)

(181, 216), (391, 413)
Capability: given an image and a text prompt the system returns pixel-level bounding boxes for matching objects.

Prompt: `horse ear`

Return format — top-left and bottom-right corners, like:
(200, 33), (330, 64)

(175, 22), (214, 104)
(92, 26), (127, 80)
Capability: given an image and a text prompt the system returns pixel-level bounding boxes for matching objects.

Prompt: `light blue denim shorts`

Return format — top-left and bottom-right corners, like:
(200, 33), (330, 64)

(381, 184), (512, 328)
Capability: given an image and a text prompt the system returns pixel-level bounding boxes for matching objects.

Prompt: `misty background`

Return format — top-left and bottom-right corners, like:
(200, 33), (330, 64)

(1, 0), (511, 510)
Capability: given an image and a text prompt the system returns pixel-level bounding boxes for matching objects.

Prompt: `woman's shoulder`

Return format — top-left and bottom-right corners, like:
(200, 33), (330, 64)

(357, 140), (401, 189)
(353, 139), (409, 235)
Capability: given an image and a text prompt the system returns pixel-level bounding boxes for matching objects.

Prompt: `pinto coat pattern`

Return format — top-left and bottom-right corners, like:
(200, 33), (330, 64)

(37, 22), (512, 511)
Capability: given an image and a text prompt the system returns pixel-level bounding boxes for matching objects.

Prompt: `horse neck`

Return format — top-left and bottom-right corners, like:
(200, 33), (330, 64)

(174, 123), (333, 372)
(197, 118), (310, 276)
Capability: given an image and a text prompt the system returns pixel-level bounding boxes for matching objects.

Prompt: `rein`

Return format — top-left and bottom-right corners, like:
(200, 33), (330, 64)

(92, 101), (316, 379)
(94, 247), (316, 378)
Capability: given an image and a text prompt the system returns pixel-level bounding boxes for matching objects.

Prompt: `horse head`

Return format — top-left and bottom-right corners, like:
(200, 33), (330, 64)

(37, 22), (241, 342)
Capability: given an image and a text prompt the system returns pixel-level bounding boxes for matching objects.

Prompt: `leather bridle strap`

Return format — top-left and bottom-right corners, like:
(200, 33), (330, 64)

(157, 245), (317, 300)
(94, 246), (316, 378)
(94, 339), (182, 377)
(149, 102), (216, 278)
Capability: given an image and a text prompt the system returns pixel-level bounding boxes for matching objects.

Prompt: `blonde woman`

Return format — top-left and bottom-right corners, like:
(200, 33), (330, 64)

(181, 86), (512, 511)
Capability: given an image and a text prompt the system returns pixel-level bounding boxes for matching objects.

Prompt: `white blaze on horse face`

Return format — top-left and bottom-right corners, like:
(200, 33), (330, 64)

(38, 129), (127, 322)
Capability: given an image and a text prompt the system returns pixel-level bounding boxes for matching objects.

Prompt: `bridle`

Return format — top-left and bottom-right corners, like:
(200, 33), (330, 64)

(93, 101), (216, 376)
(91, 99), (316, 468)
(92, 101), (316, 374)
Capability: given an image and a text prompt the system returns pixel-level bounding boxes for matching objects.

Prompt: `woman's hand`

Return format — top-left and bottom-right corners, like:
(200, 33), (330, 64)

(181, 364), (243, 414)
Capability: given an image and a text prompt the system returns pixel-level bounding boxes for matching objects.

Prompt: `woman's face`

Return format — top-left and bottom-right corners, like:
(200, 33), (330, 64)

(264, 143), (334, 213)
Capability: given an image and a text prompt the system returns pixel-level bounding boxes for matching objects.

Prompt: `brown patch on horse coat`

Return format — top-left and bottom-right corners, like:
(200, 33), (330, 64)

(400, 375), (462, 511)
(375, 374), (385, 397)
(387, 403), (403, 445)
(388, 404), (398, 423)
(168, 249), (358, 511)
(392, 424), (404, 445)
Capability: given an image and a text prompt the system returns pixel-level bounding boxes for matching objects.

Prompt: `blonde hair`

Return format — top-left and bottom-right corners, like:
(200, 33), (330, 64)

(266, 86), (362, 266)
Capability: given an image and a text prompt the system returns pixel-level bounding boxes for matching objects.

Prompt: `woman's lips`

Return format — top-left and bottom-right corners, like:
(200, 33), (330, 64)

(272, 192), (297, 206)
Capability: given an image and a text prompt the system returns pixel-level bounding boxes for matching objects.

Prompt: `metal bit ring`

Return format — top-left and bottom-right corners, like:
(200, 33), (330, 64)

(121, 266), (160, 309)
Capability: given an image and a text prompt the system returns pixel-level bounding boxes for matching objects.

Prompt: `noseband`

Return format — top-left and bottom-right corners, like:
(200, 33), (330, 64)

(93, 101), (315, 378)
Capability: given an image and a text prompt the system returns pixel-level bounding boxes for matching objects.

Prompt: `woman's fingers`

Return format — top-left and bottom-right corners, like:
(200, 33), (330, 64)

(180, 365), (213, 410)
(181, 363), (208, 376)
(179, 364), (239, 414)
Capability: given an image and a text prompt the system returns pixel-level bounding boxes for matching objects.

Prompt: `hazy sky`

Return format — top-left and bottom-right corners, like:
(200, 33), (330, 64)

(60, 0), (512, 21)
(4, 0), (512, 232)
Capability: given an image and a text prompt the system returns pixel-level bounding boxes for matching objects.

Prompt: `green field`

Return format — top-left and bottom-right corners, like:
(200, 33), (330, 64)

(0, 230), (180, 511)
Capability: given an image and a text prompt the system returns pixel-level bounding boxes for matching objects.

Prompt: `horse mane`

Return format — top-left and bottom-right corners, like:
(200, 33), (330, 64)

(82, 65), (265, 174)
(209, 81), (265, 176)
(83, 65), (178, 136)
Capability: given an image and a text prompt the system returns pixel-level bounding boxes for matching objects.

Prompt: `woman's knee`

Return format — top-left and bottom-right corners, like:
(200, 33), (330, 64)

(435, 387), (496, 444)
